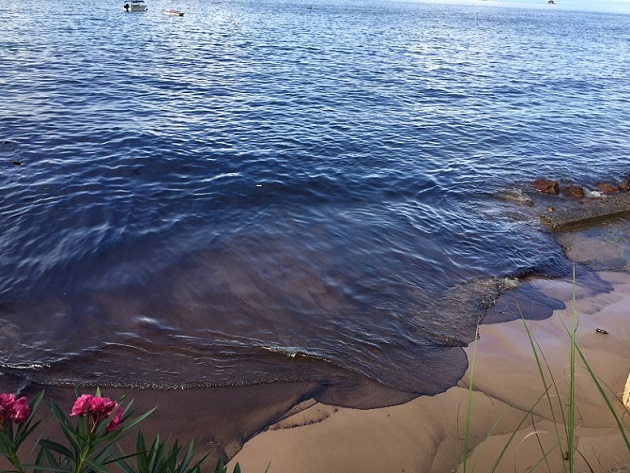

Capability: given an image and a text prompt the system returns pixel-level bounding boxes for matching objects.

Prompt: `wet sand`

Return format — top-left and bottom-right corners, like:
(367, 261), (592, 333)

(3, 271), (628, 472)
(229, 270), (630, 473)
(3, 226), (630, 473)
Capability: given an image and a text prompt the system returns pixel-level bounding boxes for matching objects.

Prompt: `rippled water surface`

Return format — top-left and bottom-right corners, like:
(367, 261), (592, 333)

(1, 0), (629, 402)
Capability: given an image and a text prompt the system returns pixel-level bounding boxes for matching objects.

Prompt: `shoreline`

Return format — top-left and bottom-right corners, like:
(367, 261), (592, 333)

(3, 240), (630, 472)
(3, 270), (628, 472)
(229, 269), (630, 473)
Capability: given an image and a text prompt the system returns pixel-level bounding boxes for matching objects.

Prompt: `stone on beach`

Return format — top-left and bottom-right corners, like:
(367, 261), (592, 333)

(532, 178), (560, 194)
(562, 184), (586, 199)
(597, 182), (619, 195)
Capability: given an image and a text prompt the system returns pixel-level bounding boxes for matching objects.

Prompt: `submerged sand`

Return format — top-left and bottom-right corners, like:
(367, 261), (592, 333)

(229, 270), (630, 473)
(3, 272), (628, 473)
(3, 221), (630, 473)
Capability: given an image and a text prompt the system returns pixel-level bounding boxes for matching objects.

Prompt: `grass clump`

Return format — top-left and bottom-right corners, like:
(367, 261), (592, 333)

(458, 266), (630, 473)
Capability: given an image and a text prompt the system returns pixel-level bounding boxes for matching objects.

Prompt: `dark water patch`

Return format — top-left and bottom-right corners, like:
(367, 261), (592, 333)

(484, 265), (615, 325)
(484, 280), (566, 324)
(0, 194), (600, 407)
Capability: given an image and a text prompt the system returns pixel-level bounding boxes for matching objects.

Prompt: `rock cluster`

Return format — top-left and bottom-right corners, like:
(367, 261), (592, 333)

(528, 174), (630, 231)
(531, 177), (630, 199)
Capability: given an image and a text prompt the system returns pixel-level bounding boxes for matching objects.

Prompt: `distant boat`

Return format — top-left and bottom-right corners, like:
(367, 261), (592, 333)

(163, 9), (184, 16)
(124, 0), (148, 11)
(547, 0), (556, 4)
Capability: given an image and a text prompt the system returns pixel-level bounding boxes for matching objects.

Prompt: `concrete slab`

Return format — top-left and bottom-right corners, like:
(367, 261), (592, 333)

(540, 192), (630, 231)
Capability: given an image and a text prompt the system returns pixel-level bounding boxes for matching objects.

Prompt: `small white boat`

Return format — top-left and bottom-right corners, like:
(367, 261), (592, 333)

(163, 9), (184, 16)
(124, 0), (148, 12)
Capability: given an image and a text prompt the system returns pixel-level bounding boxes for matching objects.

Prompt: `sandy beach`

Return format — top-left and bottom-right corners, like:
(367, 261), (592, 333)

(2, 223), (630, 473)
(7, 269), (629, 473)
(229, 269), (630, 473)
(2, 270), (629, 473)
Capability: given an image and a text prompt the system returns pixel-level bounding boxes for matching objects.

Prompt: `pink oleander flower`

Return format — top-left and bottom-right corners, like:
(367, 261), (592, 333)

(11, 396), (30, 423)
(90, 396), (117, 417)
(105, 405), (124, 432)
(70, 394), (94, 417)
(0, 393), (30, 426)
(70, 394), (123, 432)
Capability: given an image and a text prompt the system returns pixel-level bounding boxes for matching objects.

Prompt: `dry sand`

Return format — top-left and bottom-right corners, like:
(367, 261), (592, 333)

(229, 270), (630, 473)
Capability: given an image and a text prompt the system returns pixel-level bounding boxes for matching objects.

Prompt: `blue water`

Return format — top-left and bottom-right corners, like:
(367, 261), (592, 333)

(1, 0), (629, 402)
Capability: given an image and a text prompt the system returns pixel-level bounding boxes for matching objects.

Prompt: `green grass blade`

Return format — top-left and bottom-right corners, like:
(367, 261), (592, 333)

(567, 265), (577, 473)
(460, 325), (481, 473)
(488, 390), (549, 472)
(515, 295), (569, 473)
(573, 341), (630, 450)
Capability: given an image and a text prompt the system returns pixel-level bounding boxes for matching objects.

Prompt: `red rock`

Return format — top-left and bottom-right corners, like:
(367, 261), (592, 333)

(596, 182), (617, 195)
(618, 179), (630, 192)
(562, 184), (585, 199)
(532, 179), (560, 195)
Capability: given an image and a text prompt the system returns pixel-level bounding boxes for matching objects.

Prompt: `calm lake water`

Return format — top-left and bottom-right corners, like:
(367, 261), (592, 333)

(1, 0), (629, 404)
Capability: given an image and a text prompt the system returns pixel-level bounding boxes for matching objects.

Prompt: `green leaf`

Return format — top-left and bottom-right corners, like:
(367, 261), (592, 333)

(121, 406), (157, 432)
(47, 401), (81, 452)
(85, 457), (110, 472)
(38, 438), (75, 460)
(12, 390), (46, 450)
(27, 453), (69, 472)
(213, 457), (226, 473)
